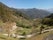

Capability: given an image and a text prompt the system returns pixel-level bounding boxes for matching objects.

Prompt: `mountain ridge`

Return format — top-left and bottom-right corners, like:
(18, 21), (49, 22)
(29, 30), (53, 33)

(0, 2), (51, 21)
(16, 8), (51, 19)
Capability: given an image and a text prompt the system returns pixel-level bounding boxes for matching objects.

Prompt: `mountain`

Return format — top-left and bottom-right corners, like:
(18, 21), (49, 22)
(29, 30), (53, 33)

(0, 2), (52, 28)
(0, 2), (51, 22)
(0, 2), (33, 27)
(0, 2), (17, 22)
(46, 8), (53, 13)
(17, 8), (51, 19)
(0, 2), (27, 22)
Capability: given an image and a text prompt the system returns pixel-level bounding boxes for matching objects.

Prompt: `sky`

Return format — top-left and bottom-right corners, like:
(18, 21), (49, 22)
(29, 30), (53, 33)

(0, 0), (53, 9)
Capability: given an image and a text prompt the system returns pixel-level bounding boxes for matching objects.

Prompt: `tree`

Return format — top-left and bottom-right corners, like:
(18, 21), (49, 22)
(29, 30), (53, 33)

(22, 32), (26, 36)
(40, 25), (44, 34)
(4, 22), (13, 37)
(0, 20), (4, 32)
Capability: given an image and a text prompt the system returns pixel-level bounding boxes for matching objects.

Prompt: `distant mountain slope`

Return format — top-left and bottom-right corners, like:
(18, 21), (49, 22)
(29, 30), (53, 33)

(16, 8), (51, 19)
(47, 8), (53, 13)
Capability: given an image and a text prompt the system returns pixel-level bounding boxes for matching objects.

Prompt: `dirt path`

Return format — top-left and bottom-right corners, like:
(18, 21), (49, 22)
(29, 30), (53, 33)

(2, 29), (53, 38)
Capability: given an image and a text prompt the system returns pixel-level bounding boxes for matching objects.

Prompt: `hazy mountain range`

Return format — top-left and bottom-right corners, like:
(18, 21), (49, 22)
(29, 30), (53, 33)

(0, 2), (52, 21)
(18, 8), (51, 19)
(46, 8), (53, 13)
(11, 7), (51, 19)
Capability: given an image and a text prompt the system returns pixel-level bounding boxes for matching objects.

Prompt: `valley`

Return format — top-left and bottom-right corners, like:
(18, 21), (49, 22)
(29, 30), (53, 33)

(0, 2), (53, 40)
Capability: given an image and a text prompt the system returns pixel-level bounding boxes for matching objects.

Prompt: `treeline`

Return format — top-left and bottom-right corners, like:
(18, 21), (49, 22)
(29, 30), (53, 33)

(42, 18), (53, 26)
